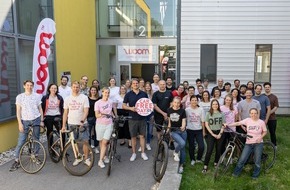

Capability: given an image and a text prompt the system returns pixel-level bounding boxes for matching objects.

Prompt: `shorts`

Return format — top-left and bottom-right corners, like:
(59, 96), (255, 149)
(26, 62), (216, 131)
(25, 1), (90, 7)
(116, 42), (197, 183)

(95, 123), (113, 141)
(68, 124), (90, 141)
(128, 120), (146, 137)
(154, 115), (165, 132)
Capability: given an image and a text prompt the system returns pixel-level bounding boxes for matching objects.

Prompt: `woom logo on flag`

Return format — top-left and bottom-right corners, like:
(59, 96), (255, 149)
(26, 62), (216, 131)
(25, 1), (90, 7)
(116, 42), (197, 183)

(32, 18), (56, 95)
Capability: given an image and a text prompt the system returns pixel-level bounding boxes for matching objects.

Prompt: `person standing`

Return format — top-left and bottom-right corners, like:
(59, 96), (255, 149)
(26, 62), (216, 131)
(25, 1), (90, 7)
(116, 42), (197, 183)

(186, 95), (204, 166)
(181, 86), (195, 108)
(144, 82), (154, 150)
(211, 78), (225, 97)
(80, 75), (89, 96)
(239, 84), (247, 99)
(228, 108), (267, 179)
(151, 73), (160, 93)
(167, 97), (187, 174)
(166, 76), (175, 91)
(253, 84), (271, 124)
(263, 82), (279, 147)
(41, 83), (64, 151)
(202, 99), (225, 174)
(10, 80), (44, 171)
(62, 81), (91, 167)
(58, 75), (71, 99)
(172, 84), (187, 102)
(211, 88), (224, 106)
(87, 86), (100, 154)
(234, 79), (240, 89)
(152, 80), (173, 140)
(123, 78), (149, 161)
(95, 87), (114, 168)
(221, 82), (231, 99)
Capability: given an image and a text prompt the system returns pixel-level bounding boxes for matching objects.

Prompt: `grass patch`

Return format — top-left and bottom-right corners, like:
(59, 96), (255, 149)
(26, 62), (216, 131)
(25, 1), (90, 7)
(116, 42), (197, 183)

(180, 116), (290, 190)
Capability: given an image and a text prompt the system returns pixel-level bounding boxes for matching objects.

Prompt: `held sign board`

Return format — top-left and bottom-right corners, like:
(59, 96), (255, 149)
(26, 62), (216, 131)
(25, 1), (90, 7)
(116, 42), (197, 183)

(118, 45), (158, 63)
(135, 98), (154, 116)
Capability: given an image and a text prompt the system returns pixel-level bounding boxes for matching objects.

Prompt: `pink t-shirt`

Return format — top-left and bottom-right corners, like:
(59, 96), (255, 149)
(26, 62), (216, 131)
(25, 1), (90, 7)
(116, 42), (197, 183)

(94, 99), (113, 125)
(220, 105), (238, 132)
(240, 118), (267, 144)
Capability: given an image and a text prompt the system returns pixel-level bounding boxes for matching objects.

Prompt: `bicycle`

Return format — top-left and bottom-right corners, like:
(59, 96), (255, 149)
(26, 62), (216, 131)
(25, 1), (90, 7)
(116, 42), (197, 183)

(48, 118), (95, 176)
(105, 115), (132, 176)
(150, 121), (172, 182)
(214, 127), (276, 180)
(18, 123), (47, 174)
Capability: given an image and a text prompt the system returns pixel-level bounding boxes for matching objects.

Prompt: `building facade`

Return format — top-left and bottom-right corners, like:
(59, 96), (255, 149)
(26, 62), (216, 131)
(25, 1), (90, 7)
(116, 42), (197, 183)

(180, 0), (290, 114)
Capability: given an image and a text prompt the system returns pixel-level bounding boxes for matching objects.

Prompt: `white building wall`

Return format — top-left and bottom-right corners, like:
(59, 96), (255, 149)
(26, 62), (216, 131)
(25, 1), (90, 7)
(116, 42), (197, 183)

(180, 0), (290, 114)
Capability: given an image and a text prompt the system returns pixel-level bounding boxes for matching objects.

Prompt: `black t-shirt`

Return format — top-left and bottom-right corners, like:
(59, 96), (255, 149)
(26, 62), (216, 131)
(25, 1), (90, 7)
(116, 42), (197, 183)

(167, 107), (186, 129)
(88, 97), (101, 117)
(152, 90), (173, 114)
(166, 86), (176, 91)
(123, 90), (148, 120)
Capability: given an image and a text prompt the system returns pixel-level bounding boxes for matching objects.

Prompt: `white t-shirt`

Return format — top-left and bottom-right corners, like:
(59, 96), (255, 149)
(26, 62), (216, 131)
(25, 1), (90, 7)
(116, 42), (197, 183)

(151, 83), (159, 93)
(15, 93), (42, 120)
(109, 86), (120, 102)
(58, 85), (71, 100)
(185, 106), (204, 130)
(114, 94), (124, 109)
(64, 94), (89, 125)
(199, 101), (211, 119)
(45, 96), (61, 116)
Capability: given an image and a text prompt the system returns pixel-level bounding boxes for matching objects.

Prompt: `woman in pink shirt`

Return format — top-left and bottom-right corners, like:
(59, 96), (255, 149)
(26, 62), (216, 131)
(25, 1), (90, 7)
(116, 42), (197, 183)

(227, 108), (267, 179)
(95, 87), (115, 169)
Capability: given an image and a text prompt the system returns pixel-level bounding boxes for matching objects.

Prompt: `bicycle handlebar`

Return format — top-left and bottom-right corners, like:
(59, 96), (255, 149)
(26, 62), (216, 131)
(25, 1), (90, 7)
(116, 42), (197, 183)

(225, 126), (253, 138)
(148, 121), (181, 131)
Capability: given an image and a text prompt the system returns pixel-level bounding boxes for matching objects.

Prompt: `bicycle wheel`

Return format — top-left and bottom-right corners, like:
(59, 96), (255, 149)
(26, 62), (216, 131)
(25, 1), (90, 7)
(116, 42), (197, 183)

(62, 140), (94, 176)
(214, 148), (233, 180)
(153, 141), (168, 181)
(261, 141), (276, 172)
(48, 131), (61, 163)
(19, 140), (46, 174)
(107, 139), (117, 176)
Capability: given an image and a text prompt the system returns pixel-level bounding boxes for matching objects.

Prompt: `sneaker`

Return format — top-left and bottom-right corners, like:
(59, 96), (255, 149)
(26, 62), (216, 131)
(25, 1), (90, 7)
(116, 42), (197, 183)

(94, 148), (99, 154)
(91, 144), (95, 149)
(98, 160), (105, 168)
(196, 160), (202, 164)
(9, 161), (20, 172)
(84, 159), (91, 166)
(173, 152), (180, 162)
(130, 153), (137, 162)
(138, 147), (142, 152)
(191, 160), (195, 166)
(103, 156), (110, 164)
(73, 158), (82, 166)
(146, 144), (151, 151)
(178, 166), (184, 174)
(141, 153), (148, 161)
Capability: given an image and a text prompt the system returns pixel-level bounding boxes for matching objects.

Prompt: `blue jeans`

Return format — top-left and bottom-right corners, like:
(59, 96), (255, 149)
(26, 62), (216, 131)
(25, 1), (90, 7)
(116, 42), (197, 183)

(15, 117), (41, 160)
(233, 143), (263, 178)
(171, 130), (187, 165)
(87, 117), (99, 147)
(146, 114), (153, 144)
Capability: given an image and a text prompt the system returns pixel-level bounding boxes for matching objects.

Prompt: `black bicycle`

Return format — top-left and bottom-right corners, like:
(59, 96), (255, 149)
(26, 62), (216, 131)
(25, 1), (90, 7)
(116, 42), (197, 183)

(106, 115), (132, 176)
(214, 128), (276, 180)
(19, 123), (47, 174)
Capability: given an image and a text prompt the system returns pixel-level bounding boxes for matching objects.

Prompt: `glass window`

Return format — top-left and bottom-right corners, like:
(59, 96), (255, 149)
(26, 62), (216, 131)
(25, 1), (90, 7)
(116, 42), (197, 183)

(16, 0), (53, 36)
(255, 44), (272, 83)
(0, 36), (17, 121)
(0, 0), (14, 33)
(97, 0), (177, 38)
(200, 44), (217, 83)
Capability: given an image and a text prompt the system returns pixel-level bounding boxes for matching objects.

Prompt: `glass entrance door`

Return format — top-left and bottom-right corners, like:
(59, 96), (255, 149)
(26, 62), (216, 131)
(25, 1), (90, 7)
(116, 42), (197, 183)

(119, 64), (131, 85)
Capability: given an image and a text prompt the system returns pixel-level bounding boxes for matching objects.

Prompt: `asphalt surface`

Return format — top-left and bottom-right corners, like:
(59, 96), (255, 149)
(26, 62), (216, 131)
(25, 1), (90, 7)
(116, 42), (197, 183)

(0, 139), (157, 190)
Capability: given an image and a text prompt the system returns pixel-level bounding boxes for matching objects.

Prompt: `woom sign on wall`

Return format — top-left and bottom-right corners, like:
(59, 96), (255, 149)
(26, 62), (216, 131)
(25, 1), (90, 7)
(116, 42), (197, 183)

(118, 45), (158, 63)
(135, 98), (154, 116)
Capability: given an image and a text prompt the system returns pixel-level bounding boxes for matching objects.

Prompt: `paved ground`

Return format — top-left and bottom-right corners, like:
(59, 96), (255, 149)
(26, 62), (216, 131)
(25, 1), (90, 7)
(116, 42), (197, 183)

(0, 139), (158, 190)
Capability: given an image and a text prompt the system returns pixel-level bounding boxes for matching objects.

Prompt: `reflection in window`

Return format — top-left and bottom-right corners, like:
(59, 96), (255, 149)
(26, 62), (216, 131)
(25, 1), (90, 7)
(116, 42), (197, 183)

(255, 44), (272, 83)
(0, 0), (14, 33)
(0, 36), (17, 120)
(200, 44), (217, 83)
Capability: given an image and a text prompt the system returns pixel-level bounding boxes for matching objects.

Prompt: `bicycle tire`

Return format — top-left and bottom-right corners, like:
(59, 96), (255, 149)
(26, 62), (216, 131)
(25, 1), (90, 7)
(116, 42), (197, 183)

(107, 139), (117, 176)
(261, 141), (276, 172)
(19, 140), (46, 174)
(62, 140), (94, 176)
(48, 131), (61, 163)
(214, 148), (233, 180)
(153, 141), (168, 182)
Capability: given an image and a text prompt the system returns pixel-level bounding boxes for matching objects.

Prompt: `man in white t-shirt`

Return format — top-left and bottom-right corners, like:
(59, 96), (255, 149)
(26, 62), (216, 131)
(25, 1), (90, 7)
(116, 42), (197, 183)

(58, 75), (71, 99)
(10, 80), (44, 172)
(62, 81), (91, 167)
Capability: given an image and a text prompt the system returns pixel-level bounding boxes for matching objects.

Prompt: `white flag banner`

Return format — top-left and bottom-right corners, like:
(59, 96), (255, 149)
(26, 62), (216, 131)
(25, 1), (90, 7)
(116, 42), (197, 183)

(32, 18), (56, 95)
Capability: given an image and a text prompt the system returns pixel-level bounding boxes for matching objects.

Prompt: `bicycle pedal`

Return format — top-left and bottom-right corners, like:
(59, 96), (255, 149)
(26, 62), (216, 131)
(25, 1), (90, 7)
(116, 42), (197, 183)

(116, 155), (121, 162)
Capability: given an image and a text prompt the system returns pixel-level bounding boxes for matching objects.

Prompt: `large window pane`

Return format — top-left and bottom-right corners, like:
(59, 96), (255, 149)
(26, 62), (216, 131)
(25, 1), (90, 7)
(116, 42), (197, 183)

(0, 0), (14, 33)
(255, 44), (272, 83)
(18, 39), (55, 92)
(97, 0), (177, 38)
(16, 0), (53, 36)
(0, 36), (17, 120)
(200, 44), (217, 83)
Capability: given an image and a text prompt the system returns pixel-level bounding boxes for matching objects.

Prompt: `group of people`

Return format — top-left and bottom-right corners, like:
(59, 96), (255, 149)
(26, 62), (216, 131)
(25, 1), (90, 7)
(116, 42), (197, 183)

(10, 74), (279, 179)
